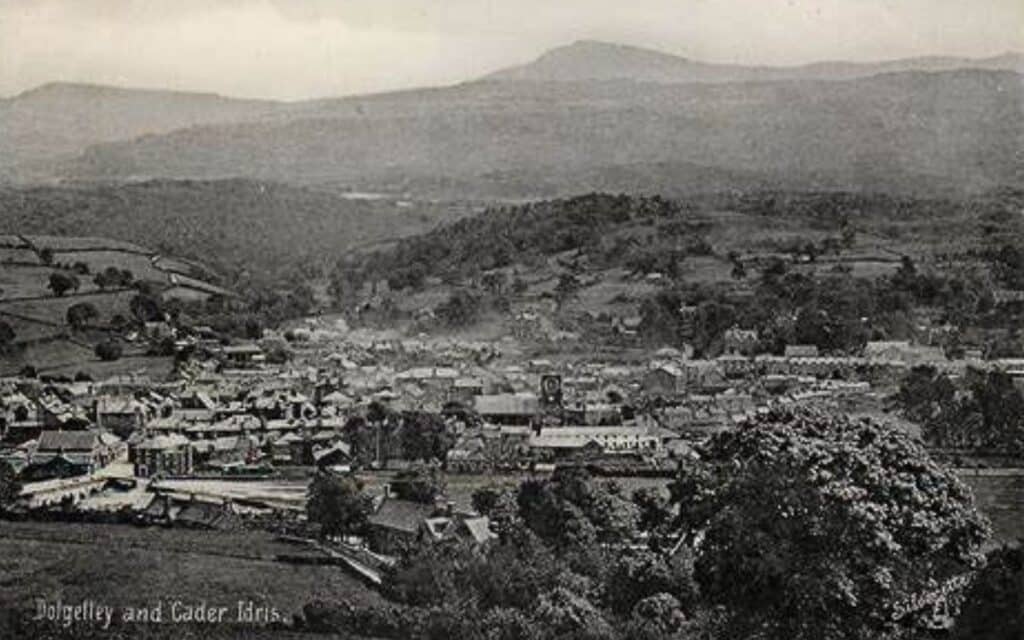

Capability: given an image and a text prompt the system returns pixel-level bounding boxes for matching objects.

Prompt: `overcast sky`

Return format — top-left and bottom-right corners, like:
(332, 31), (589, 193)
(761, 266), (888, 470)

(2, 0), (1021, 100)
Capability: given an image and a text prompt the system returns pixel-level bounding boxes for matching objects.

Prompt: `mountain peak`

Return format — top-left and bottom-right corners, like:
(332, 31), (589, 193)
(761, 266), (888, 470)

(486, 40), (702, 83)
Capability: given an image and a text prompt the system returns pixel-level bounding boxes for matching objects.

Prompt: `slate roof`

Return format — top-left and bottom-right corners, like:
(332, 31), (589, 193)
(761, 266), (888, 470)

(37, 430), (98, 452)
(367, 499), (437, 534)
(459, 517), (497, 545)
(474, 393), (539, 416)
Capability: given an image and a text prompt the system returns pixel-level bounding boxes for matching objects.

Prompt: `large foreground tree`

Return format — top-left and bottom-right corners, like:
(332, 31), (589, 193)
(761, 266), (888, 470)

(672, 405), (989, 640)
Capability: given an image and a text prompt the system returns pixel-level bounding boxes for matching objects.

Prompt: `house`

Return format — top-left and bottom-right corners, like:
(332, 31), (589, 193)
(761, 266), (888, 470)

(137, 493), (180, 525)
(192, 435), (259, 468)
(271, 432), (304, 464)
(366, 498), (440, 554)
(723, 327), (760, 356)
(19, 454), (89, 482)
(220, 344), (265, 368)
(319, 390), (354, 410)
(718, 354), (754, 378)
(38, 395), (90, 430)
(863, 341), (945, 366)
(143, 321), (175, 341)
(784, 344), (820, 359)
(528, 425), (664, 459)
(2, 393), (43, 444)
(419, 514), (497, 547)
(313, 442), (353, 470)
(175, 497), (240, 530)
(131, 434), (193, 478)
(448, 377), (484, 404)
(682, 361), (729, 394)
(642, 365), (683, 397)
(864, 341), (912, 362)
(473, 393), (539, 426)
(28, 430), (120, 477)
(96, 396), (148, 438)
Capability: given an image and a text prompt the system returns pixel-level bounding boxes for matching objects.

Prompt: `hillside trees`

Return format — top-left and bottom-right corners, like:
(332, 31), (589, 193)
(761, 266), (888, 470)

(48, 271), (80, 296)
(339, 193), (693, 295)
(129, 293), (164, 323)
(94, 340), (123, 361)
(66, 302), (99, 330)
(671, 406), (989, 640)
(94, 267), (134, 290)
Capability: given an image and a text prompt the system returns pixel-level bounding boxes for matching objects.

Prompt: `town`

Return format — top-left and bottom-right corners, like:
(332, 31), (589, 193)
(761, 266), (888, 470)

(1, 310), (1020, 537)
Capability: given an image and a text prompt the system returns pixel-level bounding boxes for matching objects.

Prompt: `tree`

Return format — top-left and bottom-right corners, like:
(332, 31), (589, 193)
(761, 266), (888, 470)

(517, 467), (639, 550)
(399, 412), (456, 463)
(307, 473), (373, 539)
(109, 314), (129, 331)
(471, 485), (504, 517)
(71, 261), (90, 275)
(265, 345), (290, 364)
(48, 271), (79, 296)
(0, 321), (15, 354)
(632, 487), (672, 539)
(966, 369), (1024, 454)
(481, 271), (509, 296)
(603, 549), (699, 618)
(66, 302), (99, 330)
(93, 266), (133, 290)
(625, 593), (688, 640)
(435, 290), (481, 328)
(38, 247), (53, 265)
(0, 460), (21, 513)
(130, 294), (163, 323)
(672, 405), (989, 640)
(94, 340), (123, 361)
(392, 466), (446, 504)
(554, 273), (581, 305)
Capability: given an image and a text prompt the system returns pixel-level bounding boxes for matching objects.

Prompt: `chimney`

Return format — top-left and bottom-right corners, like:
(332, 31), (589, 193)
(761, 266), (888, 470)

(382, 483), (391, 499)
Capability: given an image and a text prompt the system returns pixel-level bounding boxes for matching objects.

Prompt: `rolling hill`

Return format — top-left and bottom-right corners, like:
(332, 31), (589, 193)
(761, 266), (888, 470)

(0, 179), (471, 280)
(0, 83), (279, 179)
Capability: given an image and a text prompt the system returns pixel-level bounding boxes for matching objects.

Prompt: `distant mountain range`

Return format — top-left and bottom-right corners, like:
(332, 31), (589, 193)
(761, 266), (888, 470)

(1, 40), (1021, 196)
(487, 40), (1024, 83)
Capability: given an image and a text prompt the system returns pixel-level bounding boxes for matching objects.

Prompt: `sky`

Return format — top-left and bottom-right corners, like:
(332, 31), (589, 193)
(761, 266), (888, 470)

(1, 0), (1022, 100)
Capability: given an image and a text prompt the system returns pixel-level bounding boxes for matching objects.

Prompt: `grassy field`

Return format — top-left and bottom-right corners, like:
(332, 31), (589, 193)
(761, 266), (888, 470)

(0, 521), (380, 636)
(0, 265), (100, 299)
(0, 247), (41, 266)
(0, 291), (137, 325)
(26, 235), (150, 253)
(0, 233), (227, 373)
(55, 251), (165, 283)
